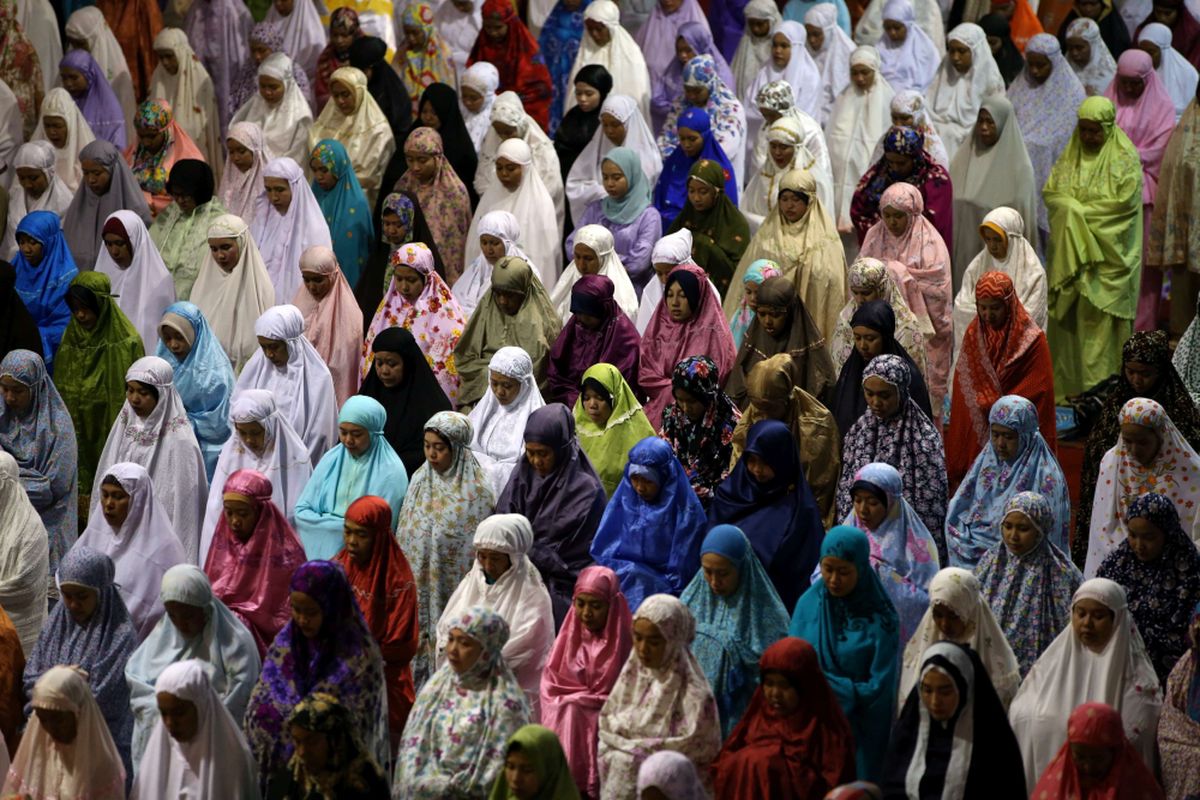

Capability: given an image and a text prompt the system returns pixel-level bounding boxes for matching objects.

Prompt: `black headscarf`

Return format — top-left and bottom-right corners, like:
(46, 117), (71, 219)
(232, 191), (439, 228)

(979, 14), (1024, 85)
(165, 159), (215, 205)
(831, 300), (931, 437)
(348, 36), (413, 142)
(553, 64), (613, 183)
(882, 642), (1027, 799)
(0, 261), (44, 360)
(355, 190), (446, 322)
(357, 326), (453, 476)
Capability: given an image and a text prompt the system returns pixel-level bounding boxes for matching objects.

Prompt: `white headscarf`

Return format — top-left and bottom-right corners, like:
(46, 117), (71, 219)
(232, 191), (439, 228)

(804, 3), (854, 126)
(307, 66), (396, 205)
(33, 87), (97, 194)
(189, 214), (277, 373)
(466, 138), (562, 289)
(17, 0), (61, 95)
(566, 94), (663, 224)
(468, 346), (546, 495)
(1, 141), (75, 260)
(827, 47), (895, 229)
(1065, 17), (1117, 96)
(1139, 22), (1199, 121)
(869, 89), (951, 167)
(234, 304), (338, 470)
(566, 0), (652, 117)
(1007, 578), (1162, 791)
(229, 53), (314, 167)
(461, 61), (499, 151)
(218, 122), (275, 223)
(745, 94), (834, 213)
(93, 358), (209, 566)
(900, 568), (1022, 709)
(551, 225), (639, 322)
(436, 513), (556, 716)
(3, 665), (126, 800)
(149, 28), (223, 171)
(855, 0), (945, 57)
(129, 659), (258, 799)
(456, 211), (533, 317)
(476, 91), (565, 220)
(741, 116), (820, 231)
(952, 207), (1047, 356)
(263, 0), (325, 77)
(637, 230), (713, 334)
(77, 462), (189, 640)
(65, 7), (136, 136)
(200, 389), (312, 565)
(876, 0), (941, 93)
(731, 0), (783, 97)
(1086, 397), (1200, 576)
(0, 450), (48, 657)
(434, 0), (482, 73)
(924, 23), (1006, 159)
(95, 210), (178, 354)
(744, 21), (824, 129)
(124, 566), (261, 771)
(249, 157), (332, 303)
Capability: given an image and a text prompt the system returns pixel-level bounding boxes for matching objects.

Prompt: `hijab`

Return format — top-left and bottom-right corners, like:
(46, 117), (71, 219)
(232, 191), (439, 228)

(659, 354), (742, 503)
(59, 49), (127, 150)
(217, 121), (274, 223)
(1031, 701), (1164, 800)
(545, 273), (641, 407)
(551, 224), (639, 322)
(0, 450), (48, 656)
(149, 28), (222, 170)
(309, 67), (396, 208)
(309, 139), (374, 287)
(292, 245), (360, 407)
(566, 94), (662, 223)
(251, 156), (332, 303)
(1103, 47), (1176, 203)
(11, 211), (78, 368)
(94, 209), (176, 353)
(467, 0), (555, 129)
(828, 46), (896, 228)
(980, 12), (1024, 83)
(392, 126), (470, 283)
(877, 0), (941, 92)
(1138, 22), (1198, 120)
(567, 1), (651, 118)
(731, 0), (783, 96)
(62, 139), (151, 271)
(924, 23), (1006, 158)
(3, 142), (74, 259)
(461, 61), (499, 150)
(228, 52), (314, 166)
(573, 363), (655, 496)
(652, 107), (738, 229)
(1066, 16), (1118, 93)
(32, 87), (96, 194)
(468, 345), (547, 496)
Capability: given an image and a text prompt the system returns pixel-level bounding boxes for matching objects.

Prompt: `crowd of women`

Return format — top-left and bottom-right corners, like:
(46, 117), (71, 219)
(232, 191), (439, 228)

(1, 0), (1200, 796)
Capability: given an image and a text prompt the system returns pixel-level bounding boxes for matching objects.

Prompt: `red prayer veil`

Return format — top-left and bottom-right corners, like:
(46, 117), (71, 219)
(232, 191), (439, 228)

(466, 0), (553, 130)
(335, 495), (419, 736)
(1031, 702), (1164, 800)
(204, 468), (307, 657)
(713, 637), (857, 798)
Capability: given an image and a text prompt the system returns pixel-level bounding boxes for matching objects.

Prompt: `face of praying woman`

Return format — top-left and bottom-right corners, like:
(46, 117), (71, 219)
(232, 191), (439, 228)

(820, 556), (858, 596)
(574, 244), (601, 276)
(701, 552), (740, 597)
(382, 209), (409, 245)
(947, 40), (973, 73)
(863, 375), (900, 419)
(1025, 51), (1053, 84)
(136, 123), (167, 154)
(291, 726), (331, 773)
(525, 441), (557, 476)
(264, 177), (293, 214)
(406, 150), (438, 184)
(290, 591), (324, 639)
(768, 140), (796, 171)
(1071, 743), (1116, 791)
(155, 48), (179, 75)
(81, 159), (112, 196)
(483, 14), (509, 42)
(493, 288), (525, 316)
(310, 157), (337, 191)
(16, 166), (48, 200)
(223, 496), (259, 541)
(883, 19), (907, 42)
(989, 423), (1020, 461)
(419, 98), (442, 128)
(677, 126), (704, 158)
(258, 75), (286, 105)
(665, 281), (693, 322)
(573, 592), (611, 632)
(301, 270), (333, 301)
(684, 83), (711, 107)
(1072, 598), (1116, 653)
(1153, 0), (1180, 24)
(850, 283), (879, 305)
(59, 66), (88, 95)
(778, 188), (808, 223)
(393, 265), (427, 303)
(404, 23), (428, 52)
(446, 627), (485, 675)
(495, 157), (524, 191)
(343, 518), (374, 566)
(932, 603), (969, 640)
(1065, 36), (1091, 67)
(489, 370), (521, 404)
(0, 375), (32, 415)
(126, 380), (159, 417)
(1120, 422), (1161, 467)
(373, 350), (405, 388)
(576, 81), (602, 113)
(920, 669), (960, 721)
(68, 297), (98, 331)
(102, 232), (133, 269)
(249, 39), (273, 65)
(257, 336), (289, 369)
(852, 489), (887, 530)
(100, 481), (131, 528)
(1139, 40), (1163, 68)
(633, 617), (669, 668)
(979, 225), (1007, 259)
(581, 386), (613, 427)
(675, 35), (698, 66)
(852, 325), (884, 361)
(987, 34), (1003, 54)
(1123, 359), (1160, 395)
(339, 422), (372, 457)
(461, 86), (484, 113)
(1001, 510), (1040, 555)
(771, 32), (792, 67)
(1127, 516), (1167, 562)
(599, 114), (626, 149)
(156, 692), (200, 743)
(59, 583), (99, 626)
(757, 306), (789, 338)
(687, 179), (719, 214)
(331, 80), (357, 116)
(208, 237), (240, 272)
(226, 138), (254, 172)
(476, 548), (512, 581)
(761, 672), (801, 717)
(235, 420), (268, 455)
(975, 108), (999, 148)
(850, 63), (876, 90)
(42, 115), (68, 148)
(880, 204), (911, 238)
(672, 386), (706, 423)
(805, 23), (825, 52)
(16, 233), (43, 266)
(976, 296), (1008, 329)
(35, 707), (78, 745)
(600, 159), (628, 199)
(274, 0), (295, 13)
(745, 452), (776, 484)
(584, 18), (612, 46)
(1117, 74), (1146, 102)
(1077, 119), (1107, 153)
(423, 429), (454, 473)
(630, 473), (661, 502)
(504, 747), (541, 800)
